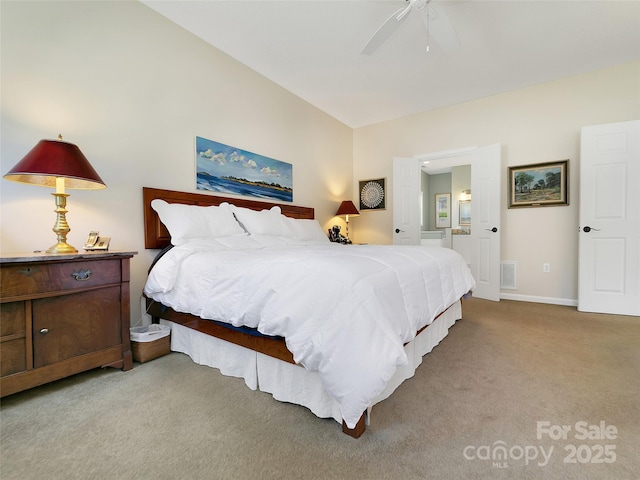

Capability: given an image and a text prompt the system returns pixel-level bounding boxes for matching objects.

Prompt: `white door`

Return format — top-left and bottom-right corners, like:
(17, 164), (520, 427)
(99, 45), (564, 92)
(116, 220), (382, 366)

(392, 156), (421, 245)
(579, 120), (640, 315)
(393, 146), (501, 301)
(470, 144), (501, 301)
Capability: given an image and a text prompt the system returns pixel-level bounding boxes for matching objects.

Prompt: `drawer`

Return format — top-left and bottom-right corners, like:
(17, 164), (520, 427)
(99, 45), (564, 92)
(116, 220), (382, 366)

(1, 259), (121, 299)
(1, 301), (25, 337)
(1, 302), (28, 376)
(1, 338), (26, 376)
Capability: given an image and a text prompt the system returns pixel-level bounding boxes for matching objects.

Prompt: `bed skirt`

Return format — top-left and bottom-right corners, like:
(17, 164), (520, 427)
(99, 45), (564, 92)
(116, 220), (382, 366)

(160, 299), (462, 425)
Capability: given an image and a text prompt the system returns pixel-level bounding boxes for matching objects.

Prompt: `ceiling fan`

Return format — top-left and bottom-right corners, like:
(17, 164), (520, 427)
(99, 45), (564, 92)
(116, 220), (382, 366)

(361, 0), (460, 55)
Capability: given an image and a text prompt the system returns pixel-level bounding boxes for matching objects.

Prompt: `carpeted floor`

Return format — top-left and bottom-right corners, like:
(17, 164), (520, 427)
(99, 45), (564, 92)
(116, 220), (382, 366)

(1, 298), (638, 479)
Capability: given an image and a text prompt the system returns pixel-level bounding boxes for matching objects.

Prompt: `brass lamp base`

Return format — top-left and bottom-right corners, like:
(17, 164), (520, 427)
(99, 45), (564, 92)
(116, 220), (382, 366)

(46, 242), (78, 254)
(46, 192), (78, 254)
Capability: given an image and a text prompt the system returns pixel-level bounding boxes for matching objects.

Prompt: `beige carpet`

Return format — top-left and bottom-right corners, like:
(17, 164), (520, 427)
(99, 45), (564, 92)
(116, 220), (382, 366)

(1, 298), (638, 480)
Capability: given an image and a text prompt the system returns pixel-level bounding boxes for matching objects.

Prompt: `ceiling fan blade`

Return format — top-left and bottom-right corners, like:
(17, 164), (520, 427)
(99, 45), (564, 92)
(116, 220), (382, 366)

(361, 5), (412, 55)
(424, 5), (461, 53)
(395, 2), (414, 22)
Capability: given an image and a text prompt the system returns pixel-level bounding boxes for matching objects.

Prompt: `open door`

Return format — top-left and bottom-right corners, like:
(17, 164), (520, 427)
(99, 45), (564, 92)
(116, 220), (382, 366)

(393, 145), (501, 301)
(392, 156), (421, 245)
(470, 144), (501, 301)
(579, 120), (639, 315)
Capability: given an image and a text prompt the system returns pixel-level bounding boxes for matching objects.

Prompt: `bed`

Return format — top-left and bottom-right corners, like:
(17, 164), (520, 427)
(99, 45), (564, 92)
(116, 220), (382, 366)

(142, 187), (475, 437)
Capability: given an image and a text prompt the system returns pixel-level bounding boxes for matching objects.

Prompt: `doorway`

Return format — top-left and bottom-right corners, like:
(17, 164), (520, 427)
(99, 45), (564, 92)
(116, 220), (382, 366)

(393, 144), (502, 301)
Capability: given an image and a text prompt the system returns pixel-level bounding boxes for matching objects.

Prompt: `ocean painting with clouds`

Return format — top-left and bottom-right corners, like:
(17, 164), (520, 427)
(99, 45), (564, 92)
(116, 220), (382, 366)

(195, 136), (293, 202)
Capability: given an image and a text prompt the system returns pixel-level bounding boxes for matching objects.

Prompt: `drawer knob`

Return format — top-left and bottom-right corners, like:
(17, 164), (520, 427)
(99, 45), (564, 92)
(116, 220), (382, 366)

(71, 269), (93, 281)
(40, 328), (49, 335)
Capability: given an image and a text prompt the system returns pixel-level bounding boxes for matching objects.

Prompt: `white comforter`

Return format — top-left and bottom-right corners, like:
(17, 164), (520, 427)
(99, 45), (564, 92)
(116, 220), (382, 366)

(144, 239), (475, 428)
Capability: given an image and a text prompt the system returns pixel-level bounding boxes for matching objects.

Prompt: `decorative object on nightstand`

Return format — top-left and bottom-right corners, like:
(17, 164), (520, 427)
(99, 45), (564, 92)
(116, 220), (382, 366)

(336, 200), (359, 243)
(3, 135), (106, 254)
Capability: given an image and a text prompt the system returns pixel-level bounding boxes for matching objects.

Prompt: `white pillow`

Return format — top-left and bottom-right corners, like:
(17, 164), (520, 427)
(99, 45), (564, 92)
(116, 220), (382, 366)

(231, 205), (293, 236)
(286, 217), (330, 243)
(151, 199), (246, 245)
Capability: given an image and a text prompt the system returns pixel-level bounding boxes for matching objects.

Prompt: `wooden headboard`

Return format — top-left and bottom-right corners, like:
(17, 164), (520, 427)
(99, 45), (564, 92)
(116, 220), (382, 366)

(143, 187), (315, 249)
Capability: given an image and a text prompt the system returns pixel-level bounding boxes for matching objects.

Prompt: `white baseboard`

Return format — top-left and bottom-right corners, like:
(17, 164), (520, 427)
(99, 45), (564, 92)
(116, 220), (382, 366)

(500, 292), (578, 307)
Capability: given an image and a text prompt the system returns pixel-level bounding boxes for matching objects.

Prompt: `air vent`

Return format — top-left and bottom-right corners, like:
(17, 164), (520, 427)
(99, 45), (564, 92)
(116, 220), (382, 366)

(500, 262), (517, 290)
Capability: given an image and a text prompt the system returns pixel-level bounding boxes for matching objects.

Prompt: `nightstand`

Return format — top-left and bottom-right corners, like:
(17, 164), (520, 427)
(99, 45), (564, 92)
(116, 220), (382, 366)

(0, 250), (136, 397)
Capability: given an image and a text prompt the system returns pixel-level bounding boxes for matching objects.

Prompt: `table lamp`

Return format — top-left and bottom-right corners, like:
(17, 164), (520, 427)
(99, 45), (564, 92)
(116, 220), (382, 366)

(3, 135), (106, 254)
(336, 200), (359, 242)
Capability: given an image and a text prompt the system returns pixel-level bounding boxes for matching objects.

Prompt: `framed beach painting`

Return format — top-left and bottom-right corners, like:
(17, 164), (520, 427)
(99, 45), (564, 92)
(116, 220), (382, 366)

(195, 136), (293, 202)
(508, 160), (568, 208)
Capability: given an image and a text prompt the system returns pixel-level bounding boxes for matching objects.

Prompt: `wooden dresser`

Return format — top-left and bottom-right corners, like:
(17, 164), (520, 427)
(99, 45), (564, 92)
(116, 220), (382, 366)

(0, 251), (136, 397)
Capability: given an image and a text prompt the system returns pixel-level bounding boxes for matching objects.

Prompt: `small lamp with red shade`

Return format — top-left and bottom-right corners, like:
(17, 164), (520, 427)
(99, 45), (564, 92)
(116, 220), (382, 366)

(3, 135), (106, 254)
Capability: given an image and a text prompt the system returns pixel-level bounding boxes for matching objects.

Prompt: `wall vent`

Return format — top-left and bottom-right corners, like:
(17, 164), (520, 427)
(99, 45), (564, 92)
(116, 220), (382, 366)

(501, 262), (517, 290)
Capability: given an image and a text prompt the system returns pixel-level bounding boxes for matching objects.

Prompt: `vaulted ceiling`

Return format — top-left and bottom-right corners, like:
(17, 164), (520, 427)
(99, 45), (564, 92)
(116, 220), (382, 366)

(141, 0), (640, 128)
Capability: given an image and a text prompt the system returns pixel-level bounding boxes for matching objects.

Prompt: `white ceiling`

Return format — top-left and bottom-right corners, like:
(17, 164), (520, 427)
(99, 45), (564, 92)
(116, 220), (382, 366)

(141, 0), (640, 128)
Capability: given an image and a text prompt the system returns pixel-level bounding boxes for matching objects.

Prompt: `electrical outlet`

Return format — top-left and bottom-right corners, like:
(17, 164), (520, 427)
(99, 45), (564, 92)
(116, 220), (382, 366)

(543, 263), (551, 273)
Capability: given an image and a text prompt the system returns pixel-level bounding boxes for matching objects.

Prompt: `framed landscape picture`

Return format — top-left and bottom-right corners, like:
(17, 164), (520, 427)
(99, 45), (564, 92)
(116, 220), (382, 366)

(508, 160), (569, 208)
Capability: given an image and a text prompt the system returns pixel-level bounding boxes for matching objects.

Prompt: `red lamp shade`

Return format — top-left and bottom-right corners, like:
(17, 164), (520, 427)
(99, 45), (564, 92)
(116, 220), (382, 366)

(3, 137), (106, 254)
(3, 138), (106, 190)
(336, 200), (359, 217)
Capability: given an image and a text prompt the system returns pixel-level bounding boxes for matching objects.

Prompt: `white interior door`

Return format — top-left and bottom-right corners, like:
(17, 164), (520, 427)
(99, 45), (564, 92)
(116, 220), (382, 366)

(392, 156), (421, 245)
(393, 146), (501, 301)
(579, 120), (640, 315)
(471, 144), (501, 301)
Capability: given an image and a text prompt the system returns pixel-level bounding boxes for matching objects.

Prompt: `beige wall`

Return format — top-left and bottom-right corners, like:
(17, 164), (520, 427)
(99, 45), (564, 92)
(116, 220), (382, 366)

(2, 1), (638, 311)
(0, 1), (353, 323)
(353, 61), (640, 304)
